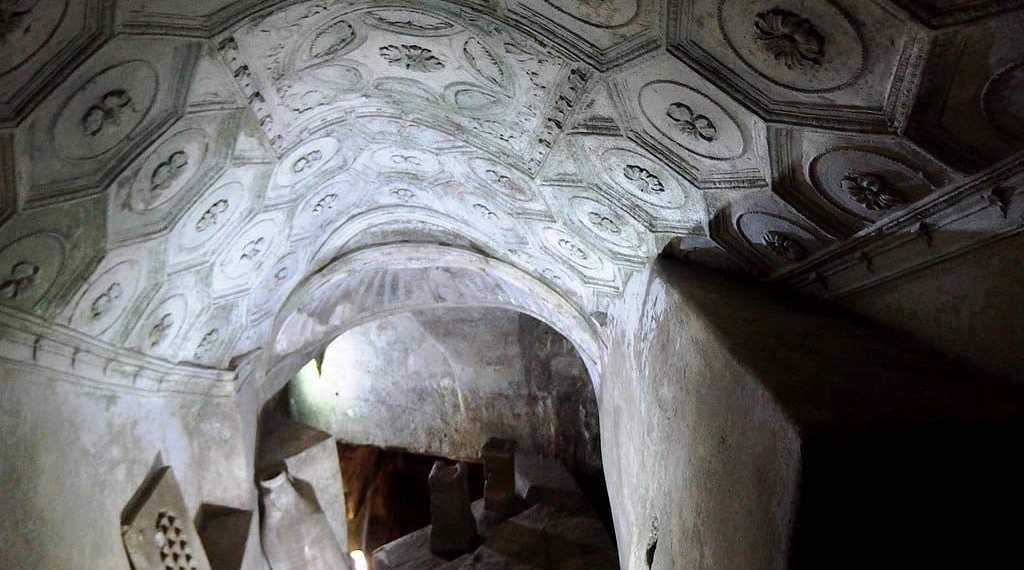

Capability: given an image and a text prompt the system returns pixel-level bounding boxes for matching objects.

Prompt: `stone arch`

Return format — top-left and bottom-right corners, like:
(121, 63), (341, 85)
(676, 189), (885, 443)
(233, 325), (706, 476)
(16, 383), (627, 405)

(269, 243), (605, 398)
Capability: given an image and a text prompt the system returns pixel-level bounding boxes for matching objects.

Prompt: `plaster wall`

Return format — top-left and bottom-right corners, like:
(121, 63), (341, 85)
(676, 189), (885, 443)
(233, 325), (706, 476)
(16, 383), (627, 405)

(0, 362), (252, 570)
(600, 261), (801, 570)
(290, 307), (601, 474)
(839, 232), (1024, 384)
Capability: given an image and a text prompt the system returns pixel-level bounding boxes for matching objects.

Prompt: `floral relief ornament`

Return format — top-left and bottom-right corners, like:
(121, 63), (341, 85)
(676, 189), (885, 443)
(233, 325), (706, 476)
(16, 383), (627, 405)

(379, 44), (445, 72)
(842, 173), (904, 211)
(753, 8), (825, 69)
(622, 164), (665, 194)
(81, 89), (136, 137)
(762, 230), (807, 262)
(666, 103), (717, 142)
(0, 261), (39, 299)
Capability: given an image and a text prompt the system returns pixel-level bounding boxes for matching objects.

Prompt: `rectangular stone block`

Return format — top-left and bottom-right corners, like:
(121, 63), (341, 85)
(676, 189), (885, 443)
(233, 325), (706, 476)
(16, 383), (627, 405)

(481, 437), (516, 513)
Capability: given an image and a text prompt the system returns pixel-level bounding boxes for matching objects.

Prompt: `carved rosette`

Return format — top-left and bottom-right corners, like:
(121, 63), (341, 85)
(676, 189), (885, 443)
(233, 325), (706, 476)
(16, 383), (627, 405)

(179, 181), (244, 251)
(252, 253), (301, 316)
(215, 218), (280, 288)
(379, 44), (445, 72)
(807, 148), (934, 222)
(841, 173), (904, 211)
(753, 8), (824, 69)
(718, 0), (864, 93)
(139, 294), (188, 354)
(568, 196), (647, 259)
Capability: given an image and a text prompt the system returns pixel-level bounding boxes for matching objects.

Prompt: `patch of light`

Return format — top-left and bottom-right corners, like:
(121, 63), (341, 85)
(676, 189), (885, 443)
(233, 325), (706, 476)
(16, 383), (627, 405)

(350, 549), (368, 570)
(290, 330), (376, 430)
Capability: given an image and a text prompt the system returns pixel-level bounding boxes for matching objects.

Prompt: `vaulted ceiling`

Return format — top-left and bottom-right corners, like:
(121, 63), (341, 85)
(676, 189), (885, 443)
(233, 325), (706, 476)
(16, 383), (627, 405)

(1, 0), (1022, 378)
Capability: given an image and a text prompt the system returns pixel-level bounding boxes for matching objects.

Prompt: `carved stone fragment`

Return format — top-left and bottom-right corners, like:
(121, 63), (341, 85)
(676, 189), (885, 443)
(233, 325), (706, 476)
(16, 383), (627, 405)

(122, 466), (212, 570)
(428, 461), (477, 557)
(259, 468), (349, 570)
(482, 437), (517, 514)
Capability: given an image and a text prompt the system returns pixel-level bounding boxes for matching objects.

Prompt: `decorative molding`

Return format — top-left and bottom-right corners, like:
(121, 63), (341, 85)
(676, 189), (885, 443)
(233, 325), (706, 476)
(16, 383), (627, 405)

(887, 0), (1024, 28)
(501, 0), (661, 71)
(769, 151), (1024, 298)
(0, 305), (235, 396)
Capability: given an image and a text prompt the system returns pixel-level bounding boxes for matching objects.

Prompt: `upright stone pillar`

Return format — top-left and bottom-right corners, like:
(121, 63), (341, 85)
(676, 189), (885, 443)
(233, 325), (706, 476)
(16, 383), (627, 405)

(428, 461), (477, 557)
(481, 437), (516, 514)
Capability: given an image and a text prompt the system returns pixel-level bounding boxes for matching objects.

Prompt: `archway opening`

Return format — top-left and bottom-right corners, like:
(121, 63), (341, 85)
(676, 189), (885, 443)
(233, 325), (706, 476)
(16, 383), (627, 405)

(263, 306), (614, 565)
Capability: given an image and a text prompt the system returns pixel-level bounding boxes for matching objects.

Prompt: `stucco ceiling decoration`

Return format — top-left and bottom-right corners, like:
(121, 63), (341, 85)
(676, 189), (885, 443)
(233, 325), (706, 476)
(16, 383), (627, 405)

(0, 0), (1021, 382)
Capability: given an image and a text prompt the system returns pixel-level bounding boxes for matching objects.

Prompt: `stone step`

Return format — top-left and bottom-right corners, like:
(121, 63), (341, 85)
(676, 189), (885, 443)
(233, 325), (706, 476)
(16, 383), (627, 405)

(373, 455), (617, 570)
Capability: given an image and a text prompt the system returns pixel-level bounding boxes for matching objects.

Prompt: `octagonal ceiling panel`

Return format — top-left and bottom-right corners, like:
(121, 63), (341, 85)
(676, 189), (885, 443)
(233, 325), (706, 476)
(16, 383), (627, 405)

(0, 0), (113, 128)
(121, 0), (269, 36)
(0, 0), (1019, 385)
(906, 12), (1024, 172)
(711, 190), (835, 275)
(667, 0), (929, 132)
(60, 240), (164, 343)
(607, 52), (770, 190)
(559, 133), (709, 235)
(123, 267), (209, 360)
(0, 195), (107, 320)
(168, 162), (273, 273)
(768, 126), (961, 237)
(106, 109), (245, 246)
(12, 35), (200, 210)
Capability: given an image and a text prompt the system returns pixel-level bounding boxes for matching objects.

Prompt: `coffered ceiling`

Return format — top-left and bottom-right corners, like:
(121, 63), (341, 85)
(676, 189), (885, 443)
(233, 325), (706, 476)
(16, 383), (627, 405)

(1, 0), (1022, 385)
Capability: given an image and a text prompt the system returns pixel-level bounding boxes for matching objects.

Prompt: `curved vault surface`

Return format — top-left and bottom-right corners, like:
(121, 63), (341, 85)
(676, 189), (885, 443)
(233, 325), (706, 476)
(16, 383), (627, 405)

(1, 0), (1022, 387)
